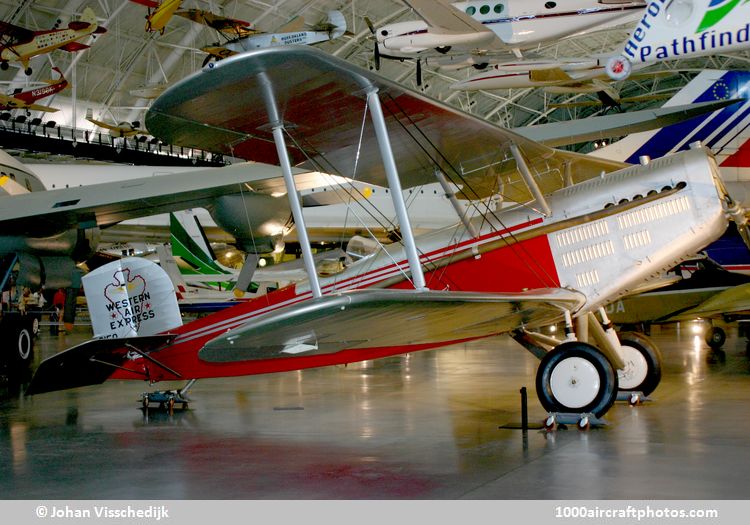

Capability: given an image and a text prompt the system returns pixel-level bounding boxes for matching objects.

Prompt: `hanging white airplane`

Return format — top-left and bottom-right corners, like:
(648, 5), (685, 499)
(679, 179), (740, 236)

(368, 0), (646, 83)
(201, 10), (346, 66)
(606, 0), (750, 80)
(26, 46), (747, 425)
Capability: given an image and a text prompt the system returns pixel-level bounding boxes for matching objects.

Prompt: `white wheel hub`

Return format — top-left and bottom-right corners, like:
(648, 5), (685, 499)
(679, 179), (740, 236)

(549, 357), (600, 409)
(17, 329), (32, 361)
(617, 344), (648, 390)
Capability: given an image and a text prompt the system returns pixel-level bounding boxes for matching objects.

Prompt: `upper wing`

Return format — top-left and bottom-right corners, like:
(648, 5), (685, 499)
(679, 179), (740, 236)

(0, 162), (339, 237)
(0, 21), (35, 44)
(146, 46), (626, 204)
(529, 68), (575, 83)
(25, 103), (59, 112)
(175, 9), (258, 35)
(402, 0), (494, 36)
(198, 288), (585, 363)
(86, 116), (118, 131)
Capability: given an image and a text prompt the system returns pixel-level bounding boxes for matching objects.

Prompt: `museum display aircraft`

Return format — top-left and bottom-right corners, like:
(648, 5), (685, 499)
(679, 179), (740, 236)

(129, 0), (183, 34)
(448, 57), (674, 107)
(26, 46), (745, 424)
(84, 108), (146, 138)
(0, 8), (106, 75)
(200, 10), (347, 66)
(0, 67), (67, 113)
(606, 0), (750, 80)
(367, 0), (645, 84)
(175, 8), (258, 39)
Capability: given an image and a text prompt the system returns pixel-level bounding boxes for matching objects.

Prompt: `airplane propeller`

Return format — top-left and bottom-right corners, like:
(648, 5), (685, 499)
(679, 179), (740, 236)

(416, 58), (422, 87)
(364, 17), (380, 70)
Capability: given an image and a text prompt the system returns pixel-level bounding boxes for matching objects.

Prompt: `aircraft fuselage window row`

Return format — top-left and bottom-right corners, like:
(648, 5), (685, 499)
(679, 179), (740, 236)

(465, 4), (505, 16)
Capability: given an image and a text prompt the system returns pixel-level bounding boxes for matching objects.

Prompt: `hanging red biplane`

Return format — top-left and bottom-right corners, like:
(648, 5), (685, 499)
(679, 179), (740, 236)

(26, 47), (744, 425)
(0, 8), (105, 75)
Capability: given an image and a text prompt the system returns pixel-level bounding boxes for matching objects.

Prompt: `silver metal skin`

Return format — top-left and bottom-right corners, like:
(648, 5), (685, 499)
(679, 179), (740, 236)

(367, 89), (427, 291)
(510, 142), (552, 217)
(434, 169), (480, 238)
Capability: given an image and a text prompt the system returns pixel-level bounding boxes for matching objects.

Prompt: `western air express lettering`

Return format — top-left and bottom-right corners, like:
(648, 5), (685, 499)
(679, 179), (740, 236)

(104, 291), (155, 332)
(623, 0), (750, 63)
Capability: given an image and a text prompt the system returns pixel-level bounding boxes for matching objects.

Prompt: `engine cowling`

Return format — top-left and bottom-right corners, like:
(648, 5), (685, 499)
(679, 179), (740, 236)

(210, 194), (292, 254)
(14, 254), (79, 290)
(3, 227), (99, 290)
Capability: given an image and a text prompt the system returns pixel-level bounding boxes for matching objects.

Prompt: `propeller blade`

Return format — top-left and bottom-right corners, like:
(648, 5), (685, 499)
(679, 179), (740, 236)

(416, 59), (422, 86)
(364, 16), (375, 35)
(374, 44), (381, 70)
(738, 223), (750, 252)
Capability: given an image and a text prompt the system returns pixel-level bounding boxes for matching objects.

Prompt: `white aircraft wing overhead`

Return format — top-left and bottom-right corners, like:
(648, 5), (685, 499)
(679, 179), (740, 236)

(402, 0), (493, 36)
(199, 288), (585, 362)
(146, 46), (627, 204)
(0, 162), (338, 237)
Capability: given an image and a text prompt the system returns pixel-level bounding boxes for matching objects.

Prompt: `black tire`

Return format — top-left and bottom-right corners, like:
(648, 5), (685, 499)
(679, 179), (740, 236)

(536, 341), (618, 418)
(617, 331), (662, 396)
(705, 326), (726, 349)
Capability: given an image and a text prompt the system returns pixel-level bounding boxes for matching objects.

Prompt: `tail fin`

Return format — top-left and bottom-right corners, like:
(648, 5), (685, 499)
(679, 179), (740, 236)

(608, 0), (750, 76)
(79, 7), (98, 26)
(46, 67), (65, 84)
(327, 10), (347, 39)
(83, 257), (182, 339)
(169, 211), (236, 289)
(592, 70), (750, 164)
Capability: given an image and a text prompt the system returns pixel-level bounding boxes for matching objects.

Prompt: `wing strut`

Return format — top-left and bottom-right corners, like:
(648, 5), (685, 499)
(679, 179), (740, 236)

(367, 89), (427, 290)
(510, 143), (551, 217)
(434, 169), (479, 238)
(260, 72), (322, 298)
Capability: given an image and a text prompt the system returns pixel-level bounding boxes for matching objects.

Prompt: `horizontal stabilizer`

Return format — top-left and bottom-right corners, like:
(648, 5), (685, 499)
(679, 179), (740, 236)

(665, 283), (750, 321)
(515, 99), (740, 148)
(199, 288), (585, 363)
(26, 335), (174, 395)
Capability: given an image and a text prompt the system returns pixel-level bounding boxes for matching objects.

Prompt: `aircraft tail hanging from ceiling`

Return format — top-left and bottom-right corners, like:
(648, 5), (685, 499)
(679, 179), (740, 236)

(591, 69), (750, 176)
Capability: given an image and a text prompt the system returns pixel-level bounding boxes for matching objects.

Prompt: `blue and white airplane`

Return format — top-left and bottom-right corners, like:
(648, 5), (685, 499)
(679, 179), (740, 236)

(606, 0), (750, 80)
(592, 69), (750, 271)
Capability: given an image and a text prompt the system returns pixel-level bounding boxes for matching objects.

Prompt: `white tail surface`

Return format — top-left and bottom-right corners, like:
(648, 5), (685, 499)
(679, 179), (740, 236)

(328, 10), (347, 39)
(80, 7), (98, 26)
(83, 257), (182, 339)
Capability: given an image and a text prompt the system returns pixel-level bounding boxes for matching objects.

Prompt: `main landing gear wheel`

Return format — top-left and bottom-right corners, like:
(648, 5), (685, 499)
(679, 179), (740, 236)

(616, 331), (662, 397)
(536, 341), (618, 418)
(705, 326), (726, 349)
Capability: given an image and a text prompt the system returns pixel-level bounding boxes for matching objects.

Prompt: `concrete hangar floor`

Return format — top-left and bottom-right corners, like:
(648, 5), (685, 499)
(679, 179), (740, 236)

(1, 324), (750, 499)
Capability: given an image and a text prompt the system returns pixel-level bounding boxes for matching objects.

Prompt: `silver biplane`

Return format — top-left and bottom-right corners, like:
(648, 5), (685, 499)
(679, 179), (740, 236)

(28, 46), (742, 423)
